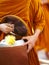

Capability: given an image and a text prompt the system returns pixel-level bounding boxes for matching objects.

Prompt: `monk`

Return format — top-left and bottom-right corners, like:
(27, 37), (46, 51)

(34, 0), (49, 58)
(0, 0), (45, 65)
(39, 0), (49, 58)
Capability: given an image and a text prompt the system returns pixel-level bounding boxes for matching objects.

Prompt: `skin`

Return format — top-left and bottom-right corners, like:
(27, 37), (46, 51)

(22, 29), (41, 53)
(0, 23), (14, 34)
(0, 22), (41, 53)
(40, 0), (49, 58)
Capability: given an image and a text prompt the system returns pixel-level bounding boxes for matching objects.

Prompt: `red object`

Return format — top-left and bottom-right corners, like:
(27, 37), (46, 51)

(0, 46), (29, 65)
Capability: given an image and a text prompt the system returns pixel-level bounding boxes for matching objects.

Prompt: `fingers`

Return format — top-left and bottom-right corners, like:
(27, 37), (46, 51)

(5, 26), (14, 33)
(27, 45), (32, 53)
(22, 37), (27, 40)
(6, 23), (14, 28)
(0, 23), (14, 34)
(22, 36), (29, 40)
(27, 43), (33, 53)
(6, 24), (14, 32)
(22, 42), (28, 46)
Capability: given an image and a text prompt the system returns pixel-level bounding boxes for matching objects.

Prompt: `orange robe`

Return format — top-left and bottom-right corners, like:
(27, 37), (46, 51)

(0, 0), (45, 65)
(34, 0), (49, 52)
(29, 0), (45, 50)
(36, 4), (49, 51)
(42, 4), (49, 52)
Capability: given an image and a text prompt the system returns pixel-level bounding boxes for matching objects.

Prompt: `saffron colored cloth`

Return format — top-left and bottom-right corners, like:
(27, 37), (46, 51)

(29, 0), (45, 50)
(42, 4), (49, 52)
(35, 4), (49, 51)
(0, 0), (45, 65)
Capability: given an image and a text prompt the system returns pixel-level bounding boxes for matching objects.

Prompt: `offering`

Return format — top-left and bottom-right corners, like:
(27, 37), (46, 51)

(5, 35), (16, 45)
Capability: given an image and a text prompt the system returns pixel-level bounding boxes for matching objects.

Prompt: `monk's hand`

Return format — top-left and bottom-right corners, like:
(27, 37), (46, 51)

(22, 34), (38, 53)
(22, 29), (41, 53)
(0, 23), (14, 34)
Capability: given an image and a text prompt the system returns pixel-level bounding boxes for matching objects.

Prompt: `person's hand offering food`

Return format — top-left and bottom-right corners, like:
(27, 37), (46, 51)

(0, 23), (14, 34)
(5, 35), (16, 45)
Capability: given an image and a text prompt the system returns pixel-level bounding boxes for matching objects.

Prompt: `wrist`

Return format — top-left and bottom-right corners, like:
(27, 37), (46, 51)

(34, 29), (41, 37)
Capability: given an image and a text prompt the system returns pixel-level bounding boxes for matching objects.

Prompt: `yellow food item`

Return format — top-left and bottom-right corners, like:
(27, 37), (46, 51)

(5, 35), (16, 45)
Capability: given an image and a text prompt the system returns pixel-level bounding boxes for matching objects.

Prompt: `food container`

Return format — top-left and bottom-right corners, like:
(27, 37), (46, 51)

(0, 40), (29, 65)
(0, 15), (30, 65)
